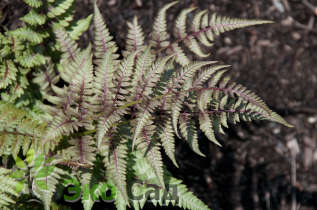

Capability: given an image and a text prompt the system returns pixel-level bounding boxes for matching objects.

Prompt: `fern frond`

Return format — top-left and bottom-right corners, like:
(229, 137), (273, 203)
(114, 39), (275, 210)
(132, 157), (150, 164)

(93, 2), (119, 62)
(80, 172), (94, 210)
(33, 61), (60, 97)
(105, 138), (130, 206)
(179, 114), (205, 157)
(31, 154), (67, 210)
(0, 61), (17, 89)
(10, 27), (48, 44)
(44, 47), (94, 150)
(17, 51), (46, 68)
(125, 16), (145, 54)
(198, 112), (221, 147)
(131, 150), (209, 210)
(150, 1), (178, 49)
(0, 167), (19, 208)
(131, 47), (152, 96)
(167, 9), (273, 65)
(47, 0), (75, 19)
(170, 61), (216, 137)
(112, 51), (137, 106)
(0, 103), (46, 156)
(132, 100), (160, 150)
(20, 9), (46, 26)
(24, 0), (43, 8)
(175, 178), (210, 210)
(96, 52), (137, 147)
(53, 25), (79, 63)
(68, 14), (93, 41)
(61, 136), (96, 166)
(158, 117), (178, 167)
(94, 50), (115, 113)
(137, 54), (174, 99)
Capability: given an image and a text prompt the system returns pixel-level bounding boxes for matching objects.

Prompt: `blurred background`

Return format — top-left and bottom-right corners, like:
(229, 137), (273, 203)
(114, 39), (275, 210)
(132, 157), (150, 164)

(1, 0), (317, 209)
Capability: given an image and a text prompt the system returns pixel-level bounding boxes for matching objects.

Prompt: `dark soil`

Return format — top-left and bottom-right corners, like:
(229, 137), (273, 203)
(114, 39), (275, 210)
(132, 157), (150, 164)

(2, 0), (317, 209)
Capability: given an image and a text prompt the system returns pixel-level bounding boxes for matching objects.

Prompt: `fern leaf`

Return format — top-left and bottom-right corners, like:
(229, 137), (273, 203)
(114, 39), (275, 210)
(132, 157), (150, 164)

(158, 118), (178, 167)
(138, 54), (174, 98)
(112, 51), (137, 106)
(150, 1), (178, 49)
(125, 16), (145, 54)
(80, 172), (94, 210)
(136, 123), (165, 188)
(33, 61), (60, 97)
(10, 27), (47, 44)
(167, 8), (272, 65)
(175, 178), (210, 210)
(68, 14), (93, 41)
(0, 61), (17, 89)
(174, 8), (196, 39)
(54, 25), (79, 63)
(193, 64), (230, 88)
(94, 50), (115, 112)
(20, 9), (46, 26)
(132, 100), (160, 150)
(0, 103), (46, 156)
(0, 167), (19, 208)
(61, 136), (96, 166)
(17, 51), (46, 68)
(199, 112), (221, 147)
(47, 0), (75, 18)
(179, 114), (205, 157)
(171, 61), (216, 137)
(93, 2), (119, 62)
(131, 47), (152, 96)
(24, 0), (43, 8)
(105, 140), (130, 206)
(31, 154), (67, 210)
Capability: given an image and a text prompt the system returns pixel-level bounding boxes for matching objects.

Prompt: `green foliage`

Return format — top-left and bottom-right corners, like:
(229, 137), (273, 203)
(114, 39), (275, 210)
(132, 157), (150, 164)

(0, 0), (92, 107)
(0, 1), (293, 210)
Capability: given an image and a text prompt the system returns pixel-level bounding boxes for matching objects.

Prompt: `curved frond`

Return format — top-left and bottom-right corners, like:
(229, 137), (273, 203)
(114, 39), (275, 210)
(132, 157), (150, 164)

(150, 1), (178, 49)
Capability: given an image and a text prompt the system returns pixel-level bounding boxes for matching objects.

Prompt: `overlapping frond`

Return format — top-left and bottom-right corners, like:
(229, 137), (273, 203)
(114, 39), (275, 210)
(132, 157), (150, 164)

(43, 44), (94, 151)
(33, 61), (60, 98)
(0, 61), (17, 89)
(0, 168), (19, 208)
(0, 103), (46, 156)
(104, 137), (130, 206)
(31, 154), (67, 210)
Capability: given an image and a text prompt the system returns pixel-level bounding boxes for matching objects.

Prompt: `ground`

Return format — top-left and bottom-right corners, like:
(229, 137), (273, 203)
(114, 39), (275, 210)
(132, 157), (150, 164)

(1, 0), (317, 209)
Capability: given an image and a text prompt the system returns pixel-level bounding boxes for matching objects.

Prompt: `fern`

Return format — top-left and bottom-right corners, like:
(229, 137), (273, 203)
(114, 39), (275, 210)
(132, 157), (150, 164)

(0, 102), (46, 156)
(0, 1), (293, 210)
(0, 0), (92, 106)
(0, 167), (19, 208)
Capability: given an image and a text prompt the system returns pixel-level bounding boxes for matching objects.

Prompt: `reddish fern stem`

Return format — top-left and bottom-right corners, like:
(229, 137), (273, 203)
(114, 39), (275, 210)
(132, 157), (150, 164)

(3, 61), (8, 81)
(79, 137), (85, 164)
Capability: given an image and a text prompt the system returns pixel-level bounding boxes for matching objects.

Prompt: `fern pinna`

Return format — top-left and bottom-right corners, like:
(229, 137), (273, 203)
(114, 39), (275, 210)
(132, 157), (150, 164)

(0, 1), (292, 210)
